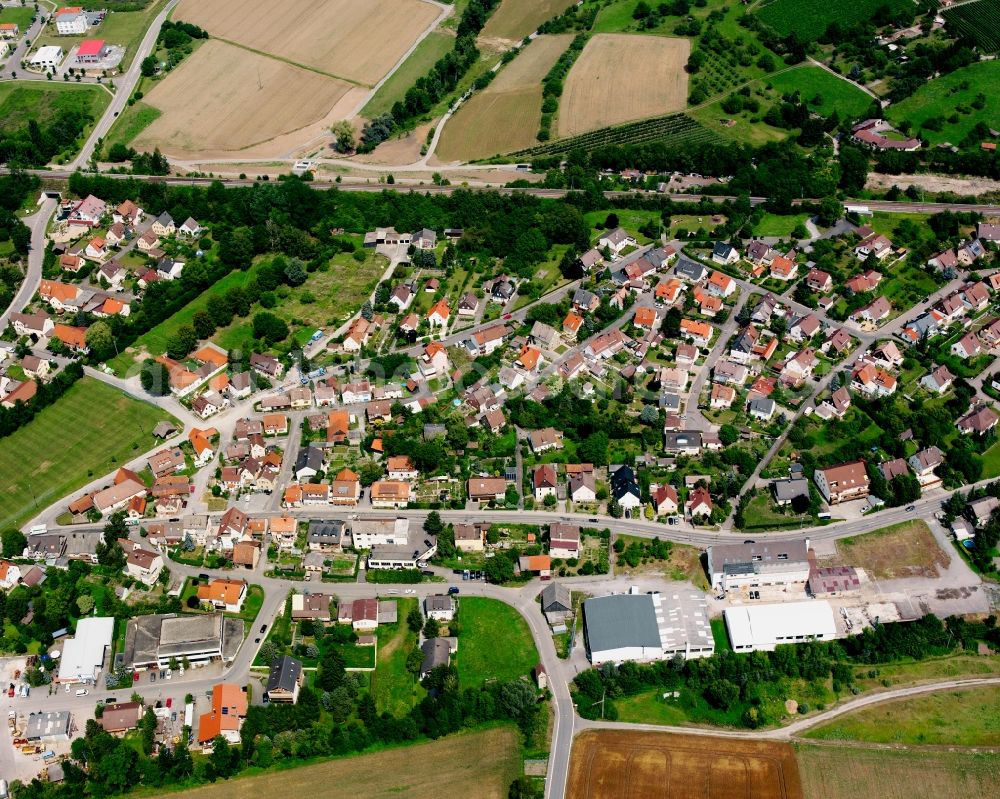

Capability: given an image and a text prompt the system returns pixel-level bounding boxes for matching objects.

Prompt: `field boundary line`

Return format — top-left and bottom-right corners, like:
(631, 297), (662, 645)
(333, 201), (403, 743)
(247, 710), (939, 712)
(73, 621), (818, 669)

(211, 35), (370, 87)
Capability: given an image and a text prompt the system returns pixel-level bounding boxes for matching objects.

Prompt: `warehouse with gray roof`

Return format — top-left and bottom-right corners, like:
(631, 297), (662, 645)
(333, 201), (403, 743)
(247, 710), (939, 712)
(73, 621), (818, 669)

(583, 588), (714, 665)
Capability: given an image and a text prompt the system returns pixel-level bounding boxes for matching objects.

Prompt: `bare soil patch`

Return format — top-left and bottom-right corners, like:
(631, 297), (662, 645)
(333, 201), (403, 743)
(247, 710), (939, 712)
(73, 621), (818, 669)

(834, 520), (949, 579)
(866, 172), (1000, 197)
(567, 730), (803, 799)
(558, 33), (690, 137)
(134, 40), (353, 157)
(174, 0), (440, 86)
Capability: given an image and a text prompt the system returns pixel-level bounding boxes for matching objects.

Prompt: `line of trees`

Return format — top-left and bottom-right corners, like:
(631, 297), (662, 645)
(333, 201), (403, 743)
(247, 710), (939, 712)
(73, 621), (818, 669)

(360, 0), (502, 151)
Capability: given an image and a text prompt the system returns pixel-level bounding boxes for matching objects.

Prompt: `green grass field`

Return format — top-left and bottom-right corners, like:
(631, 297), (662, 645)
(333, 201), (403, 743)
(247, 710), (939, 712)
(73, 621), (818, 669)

(766, 66), (873, 119)
(0, 377), (176, 529)
(362, 31), (453, 118)
(804, 686), (1000, 746)
(100, 101), (161, 158)
(756, 0), (913, 41)
(796, 746), (1000, 799)
(108, 261), (261, 373)
(210, 249), (386, 354)
(0, 82), (111, 140)
(753, 212), (810, 237)
(456, 597), (537, 687)
(370, 598), (425, 715)
(888, 61), (1000, 146)
(0, 6), (35, 29)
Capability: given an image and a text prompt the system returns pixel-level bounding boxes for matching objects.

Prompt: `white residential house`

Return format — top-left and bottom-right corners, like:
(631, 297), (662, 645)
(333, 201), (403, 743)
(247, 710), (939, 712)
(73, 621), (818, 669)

(55, 8), (88, 35)
(30, 45), (64, 70)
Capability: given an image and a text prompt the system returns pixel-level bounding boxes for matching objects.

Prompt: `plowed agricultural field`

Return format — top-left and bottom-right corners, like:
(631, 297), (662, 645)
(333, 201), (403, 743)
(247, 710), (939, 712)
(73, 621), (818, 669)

(558, 33), (690, 137)
(134, 40), (353, 156)
(481, 0), (577, 41)
(436, 34), (572, 161)
(174, 0), (440, 85)
(567, 730), (804, 799)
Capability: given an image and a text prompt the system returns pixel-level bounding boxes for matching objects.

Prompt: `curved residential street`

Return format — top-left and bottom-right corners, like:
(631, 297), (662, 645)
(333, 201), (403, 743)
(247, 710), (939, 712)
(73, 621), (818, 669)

(0, 197), (57, 334)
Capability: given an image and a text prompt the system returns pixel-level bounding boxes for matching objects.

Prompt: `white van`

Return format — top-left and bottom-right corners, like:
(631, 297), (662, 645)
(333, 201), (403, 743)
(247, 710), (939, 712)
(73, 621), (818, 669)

(75, 689), (89, 696)
(0, 777), (9, 798)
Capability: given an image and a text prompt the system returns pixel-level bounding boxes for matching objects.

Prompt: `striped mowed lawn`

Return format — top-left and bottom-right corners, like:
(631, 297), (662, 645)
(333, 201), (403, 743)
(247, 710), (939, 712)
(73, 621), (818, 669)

(0, 377), (177, 528)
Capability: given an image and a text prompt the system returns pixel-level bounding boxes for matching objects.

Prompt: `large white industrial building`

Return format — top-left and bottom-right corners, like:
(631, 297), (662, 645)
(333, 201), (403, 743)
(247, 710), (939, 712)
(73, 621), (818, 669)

(56, 616), (114, 684)
(723, 600), (838, 652)
(583, 588), (714, 665)
(707, 539), (812, 591)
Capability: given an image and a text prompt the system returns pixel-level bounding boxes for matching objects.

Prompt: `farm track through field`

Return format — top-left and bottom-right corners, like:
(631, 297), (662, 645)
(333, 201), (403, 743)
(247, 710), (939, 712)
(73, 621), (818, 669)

(210, 35), (368, 86)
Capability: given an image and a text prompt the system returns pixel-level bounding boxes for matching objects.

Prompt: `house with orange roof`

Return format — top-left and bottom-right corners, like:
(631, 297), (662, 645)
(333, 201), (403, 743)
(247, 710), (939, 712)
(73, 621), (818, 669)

(518, 554), (552, 579)
(427, 299), (450, 329)
(0, 561), (22, 589)
(193, 345), (228, 370)
(330, 470), (361, 505)
(197, 578), (247, 613)
(85, 237), (108, 261)
(1, 379), (37, 408)
(706, 271), (736, 297)
(283, 484), (303, 508)
(262, 413), (288, 436)
(562, 311), (584, 338)
(197, 684), (247, 747)
(516, 345), (543, 371)
(93, 296), (130, 318)
(386, 455), (418, 481)
(633, 307), (659, 330)
(655, 278), (684, 304)
(679, 319), (713, 347)
(370, 480), (414, 509)
(188, 428), (215, 467)
(419, 340), (449, 377)
(851, 362), (897, 397)
(51, 323), (88, 353)
(327, 409), (349, 443)
(699, 294), (723, 317)
(38, 280), (79, 312)
(769, 255), (797, 281)
(269, 516), (298, 551)
(0, 22), (20, 39)
(342, 317), (371, 352)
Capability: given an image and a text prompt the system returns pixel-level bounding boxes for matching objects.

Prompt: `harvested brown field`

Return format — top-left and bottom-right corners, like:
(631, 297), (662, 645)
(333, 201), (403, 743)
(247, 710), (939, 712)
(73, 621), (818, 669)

(835, 520), (949, 579)
(558, 33), (690, 137)
(480, 0), (577, 42)
(174, 0), (441, 85)
(163, 727), (521, 799)
(134, 40), (354, 158)
(568, 730), (803, 799)
(796, 745), (1000, 799)
(436, 35), (573, 161)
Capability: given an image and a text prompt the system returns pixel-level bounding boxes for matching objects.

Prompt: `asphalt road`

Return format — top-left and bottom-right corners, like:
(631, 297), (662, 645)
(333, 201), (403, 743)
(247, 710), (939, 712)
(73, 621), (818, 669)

(67, 0), (182, 170)
(0, 197), (57, 333)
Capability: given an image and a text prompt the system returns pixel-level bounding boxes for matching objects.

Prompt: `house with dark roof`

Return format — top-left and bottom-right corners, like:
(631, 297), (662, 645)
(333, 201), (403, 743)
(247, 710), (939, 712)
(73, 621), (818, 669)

(264, 655), (303, 704)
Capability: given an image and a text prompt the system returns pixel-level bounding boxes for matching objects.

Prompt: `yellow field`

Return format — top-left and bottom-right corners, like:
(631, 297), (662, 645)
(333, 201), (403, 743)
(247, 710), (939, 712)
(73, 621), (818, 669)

(134, 40), (353, 157)
(480, 0), (577, 42)
(436, 34), (572, 161)
(568, 730), (803, 799)
(160, 727), (522, 799)
(557, 33), (690, 137)
(174, 0), (440, 85)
